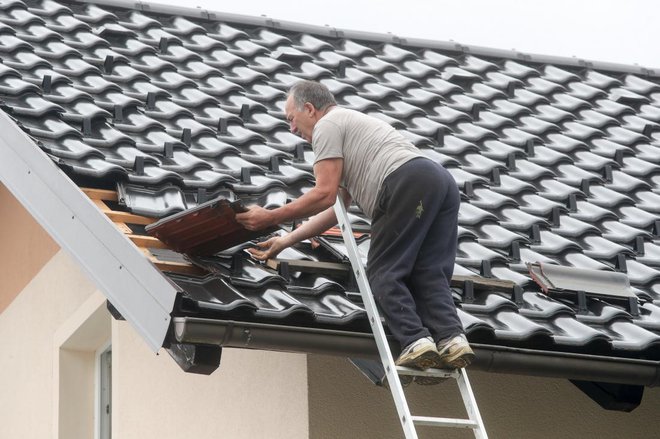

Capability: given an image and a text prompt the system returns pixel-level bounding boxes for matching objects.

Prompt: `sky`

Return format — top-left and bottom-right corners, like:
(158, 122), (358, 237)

(145, 0), (660, 70)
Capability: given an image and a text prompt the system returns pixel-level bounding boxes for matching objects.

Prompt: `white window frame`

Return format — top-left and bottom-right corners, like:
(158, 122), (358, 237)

(95, 341), (112, 439)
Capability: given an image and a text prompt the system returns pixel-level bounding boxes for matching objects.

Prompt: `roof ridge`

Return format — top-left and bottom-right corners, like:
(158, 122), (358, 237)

(65, 0), (660, 77)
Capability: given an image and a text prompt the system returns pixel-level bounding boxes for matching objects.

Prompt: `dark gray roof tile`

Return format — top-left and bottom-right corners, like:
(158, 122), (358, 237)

(527, 145), (572, 167)
(378, 43), (416, 63)
(518, 115), (561, 136)
(566, 82), (608, 101)
(489, 98), (532, 118)
(536, 178), (583, 201)
(499, 207), (548, 231)
(509, 159), (556, 181)
(467, 83), (508, 102)
(293, 34), (333, 53)
(578, 108), (619, 129)
(461, 55), (498, 74)
(401, 87), (443, 106)
(561, 121), (604, 140)
(484, 70), (524, 92)
(418, 49), (458, 69)
(609, 87), (651, 106)
(441, 65), (481, 86)
(473, 110), (515, 130)
(3, 0), (660, 367)
(605, 125), (649, 145)
(476, 223), (528, 248)
(461, 155), (508, 178)
(623, 74), (660, 94)
(561, 251), (611, 270)
(583, 70), (621, 89)
(587, 185), (635, 208)
(542, 65), (581, 84)
(400, 59), (439, 79)
(594, 98), (636, 118)
(526, 76), (565, 95)
(587, 138), (628, 159)
(428, 104), (471, 125)
(554, 163), (602, 186)
(552, 92), (591, 112)
(456, 240), (508, 266)
(357, 81), (399, 101)
(552, 214), (601, 238)
(607, 169), (651, 192)
(500, 60), (539, 79)
(356, 55), (396, 74)
(206, 22), (248, 43)
(633, 190), (660, 213)
(424, 76), (463, 96)
(519, 193), (564, 216)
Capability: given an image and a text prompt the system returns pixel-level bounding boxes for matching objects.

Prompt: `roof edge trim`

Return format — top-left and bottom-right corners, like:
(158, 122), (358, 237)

(70, 0), (660, 76)
(0, 112), (178, 352)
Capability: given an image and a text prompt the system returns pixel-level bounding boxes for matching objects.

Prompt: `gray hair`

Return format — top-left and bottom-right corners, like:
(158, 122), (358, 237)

(288, 80), (337, 111)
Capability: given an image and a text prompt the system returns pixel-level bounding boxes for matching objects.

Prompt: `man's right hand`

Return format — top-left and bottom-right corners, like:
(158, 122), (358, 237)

(247, 236), (288, 261)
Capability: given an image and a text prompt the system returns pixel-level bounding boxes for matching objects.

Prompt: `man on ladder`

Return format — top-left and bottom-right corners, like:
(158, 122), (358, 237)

(236, 79), (474, 380)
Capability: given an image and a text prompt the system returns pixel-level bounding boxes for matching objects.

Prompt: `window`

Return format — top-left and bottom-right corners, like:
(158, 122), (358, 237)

(98, 346), (112, 439)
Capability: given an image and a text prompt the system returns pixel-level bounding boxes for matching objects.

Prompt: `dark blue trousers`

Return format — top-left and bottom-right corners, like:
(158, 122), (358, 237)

(367, 157), (463, 349)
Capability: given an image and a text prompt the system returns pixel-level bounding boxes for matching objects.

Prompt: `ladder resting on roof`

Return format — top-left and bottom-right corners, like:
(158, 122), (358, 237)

(333, 195), (489, 439)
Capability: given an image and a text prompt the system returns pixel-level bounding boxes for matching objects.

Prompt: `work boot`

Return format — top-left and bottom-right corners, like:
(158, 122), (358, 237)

(394, 337), (442, 370)
(437, 334), (475, 369)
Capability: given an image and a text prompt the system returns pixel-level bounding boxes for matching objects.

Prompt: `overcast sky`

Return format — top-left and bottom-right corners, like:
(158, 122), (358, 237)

(146, 0), (660, 70)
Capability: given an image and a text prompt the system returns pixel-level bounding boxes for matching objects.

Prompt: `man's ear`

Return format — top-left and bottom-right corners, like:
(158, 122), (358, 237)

(303, 102), (316, 116)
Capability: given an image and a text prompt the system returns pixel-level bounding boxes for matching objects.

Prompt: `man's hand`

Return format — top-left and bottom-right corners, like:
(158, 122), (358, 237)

(247, 236), (288, 261)
(235, 205), (276, 231)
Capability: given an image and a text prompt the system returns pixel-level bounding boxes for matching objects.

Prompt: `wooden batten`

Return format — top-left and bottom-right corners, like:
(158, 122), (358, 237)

(83, 187), (205, 276)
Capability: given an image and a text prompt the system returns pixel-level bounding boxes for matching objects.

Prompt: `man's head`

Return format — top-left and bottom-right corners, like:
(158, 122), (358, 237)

(285, 80), (337, 142)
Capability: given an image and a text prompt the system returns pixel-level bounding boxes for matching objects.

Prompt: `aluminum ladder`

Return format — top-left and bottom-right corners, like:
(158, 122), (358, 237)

(333, 196), (488, 439)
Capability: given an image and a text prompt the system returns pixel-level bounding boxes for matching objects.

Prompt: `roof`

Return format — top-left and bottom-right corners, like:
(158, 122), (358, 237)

(1, 0), (660, 386)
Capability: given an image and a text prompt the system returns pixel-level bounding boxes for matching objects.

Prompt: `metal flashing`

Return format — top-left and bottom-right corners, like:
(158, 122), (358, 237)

(0, 111), (178, 351)
(528, 262), (635, 299)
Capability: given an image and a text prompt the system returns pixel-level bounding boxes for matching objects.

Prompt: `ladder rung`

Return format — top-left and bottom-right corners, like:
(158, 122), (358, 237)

(396, 366), (459, 379)
(412, 416), (479, 429)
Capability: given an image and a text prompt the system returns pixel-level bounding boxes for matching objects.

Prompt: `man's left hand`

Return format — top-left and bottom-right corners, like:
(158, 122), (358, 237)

(235, 205), (276, 231)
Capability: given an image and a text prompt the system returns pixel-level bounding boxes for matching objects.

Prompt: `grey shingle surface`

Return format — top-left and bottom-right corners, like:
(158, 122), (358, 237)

(1, 0), (660, 361)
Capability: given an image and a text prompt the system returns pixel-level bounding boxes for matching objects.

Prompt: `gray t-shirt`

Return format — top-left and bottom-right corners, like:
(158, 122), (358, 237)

(312, 107), (423, 218)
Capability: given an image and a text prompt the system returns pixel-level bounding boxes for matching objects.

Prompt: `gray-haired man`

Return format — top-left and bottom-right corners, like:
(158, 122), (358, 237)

(236, 80), (473, 380)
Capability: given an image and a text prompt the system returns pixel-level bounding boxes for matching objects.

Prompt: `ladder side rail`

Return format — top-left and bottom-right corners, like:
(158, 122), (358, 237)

(457, 369), (489, 439)
(333, 196), (418, 439)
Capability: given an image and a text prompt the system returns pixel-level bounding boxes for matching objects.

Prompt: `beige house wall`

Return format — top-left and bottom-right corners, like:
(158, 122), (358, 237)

(0, 250), (98, 439)
(0, 246), (309, 439)
(308, 354), (660, 439)
(112, 320), (309, 439)
(0, 183), (59, 313)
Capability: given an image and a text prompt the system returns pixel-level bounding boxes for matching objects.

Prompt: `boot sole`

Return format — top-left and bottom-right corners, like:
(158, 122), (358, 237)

(395, 346), (443, 370)
(439, 349), (475, 369)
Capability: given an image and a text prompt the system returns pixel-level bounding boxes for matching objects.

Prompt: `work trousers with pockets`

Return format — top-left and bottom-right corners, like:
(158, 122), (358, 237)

(366, 157), (464, 349)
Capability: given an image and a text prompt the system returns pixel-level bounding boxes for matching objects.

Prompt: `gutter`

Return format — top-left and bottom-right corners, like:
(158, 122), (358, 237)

(173, 316), (660, 387)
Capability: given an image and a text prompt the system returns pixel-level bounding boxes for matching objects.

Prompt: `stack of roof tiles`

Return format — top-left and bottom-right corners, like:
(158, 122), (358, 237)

(1, 0), (660, 360)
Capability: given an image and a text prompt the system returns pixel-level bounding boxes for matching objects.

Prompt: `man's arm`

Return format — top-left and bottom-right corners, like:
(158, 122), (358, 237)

(245, 188), (352, 261)
(235, 158), (343, 231)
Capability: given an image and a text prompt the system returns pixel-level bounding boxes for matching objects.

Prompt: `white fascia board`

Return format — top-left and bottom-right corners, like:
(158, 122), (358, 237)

(0, 112), (178, 351)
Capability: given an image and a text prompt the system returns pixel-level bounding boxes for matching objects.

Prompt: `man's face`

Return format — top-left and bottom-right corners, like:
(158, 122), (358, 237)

(285, 96), (315, 142)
